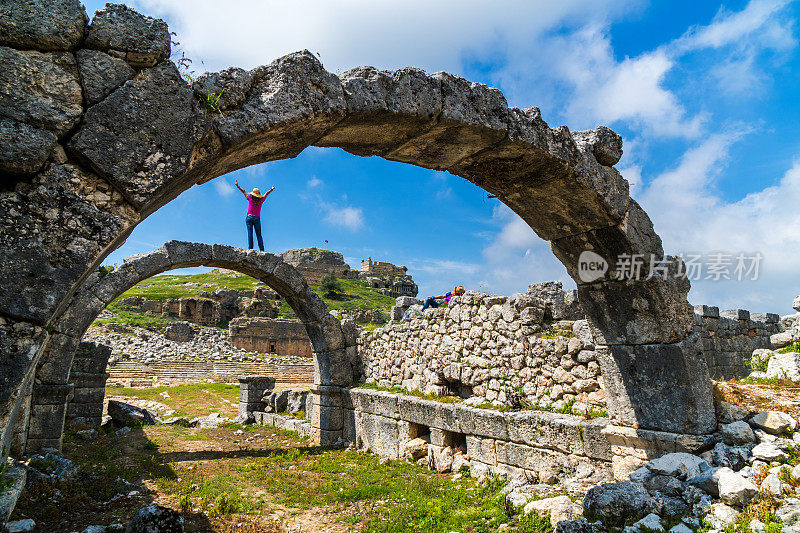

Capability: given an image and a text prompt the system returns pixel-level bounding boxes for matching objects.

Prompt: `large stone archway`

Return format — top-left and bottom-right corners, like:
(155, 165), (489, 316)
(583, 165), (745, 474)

(18, 241), (351, 453)
(0, 1), (714, 458)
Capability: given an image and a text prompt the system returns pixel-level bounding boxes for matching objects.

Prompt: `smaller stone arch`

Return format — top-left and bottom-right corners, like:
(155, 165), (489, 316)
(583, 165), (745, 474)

(20, 241), (352, 454)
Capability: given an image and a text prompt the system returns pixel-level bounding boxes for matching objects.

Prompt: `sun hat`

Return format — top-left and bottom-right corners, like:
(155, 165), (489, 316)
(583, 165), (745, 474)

(455, 285), (465, 295)
(250, 188), (263, 197)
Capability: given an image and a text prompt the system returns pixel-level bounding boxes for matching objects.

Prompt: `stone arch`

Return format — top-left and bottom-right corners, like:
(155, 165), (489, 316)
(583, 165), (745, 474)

(20, 241), (349, 453)
(0, 2), (715, 457)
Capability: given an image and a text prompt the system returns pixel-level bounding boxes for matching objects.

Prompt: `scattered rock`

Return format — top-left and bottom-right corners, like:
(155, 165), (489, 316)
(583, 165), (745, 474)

(583, 481), (650, 526)
(767, 352), (800, 381)
(6, 519), (36, 533)
(125, 504), (183, 533)
(751, 442), (789, 462)
(629, 513), (663, 532)
(645, 452), (710, 480)
(722, 421), (756, 446)
(108, 400), (157, 427)
(711, 502), (739, 526)
(717, 401), (750, 424)
(717, 468), (759, 506)
(749, 411), (797, 435)
(524, 495), (581, 527)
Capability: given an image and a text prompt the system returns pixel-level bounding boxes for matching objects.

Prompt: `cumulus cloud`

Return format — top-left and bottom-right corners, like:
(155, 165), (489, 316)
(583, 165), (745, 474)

(322, 204), (365, 231)
(213, 179), (235, 197)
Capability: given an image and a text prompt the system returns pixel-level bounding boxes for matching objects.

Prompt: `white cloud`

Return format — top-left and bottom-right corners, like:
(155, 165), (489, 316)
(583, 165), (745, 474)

(638, 138), (800, 313)
(213, 179), (235, 197)
(322, 204), (364, 231)
(307, 177), (322, 188)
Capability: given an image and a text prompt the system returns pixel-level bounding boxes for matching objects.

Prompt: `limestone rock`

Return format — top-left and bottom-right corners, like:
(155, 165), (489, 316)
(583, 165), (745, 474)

(572, 126), (623, 166)
(0, 118), (57, 174)
(583, 481), (650, 526)
(716, 468), (758, 506)
(766, 352), (800, 381)
(524, 495), (581, 527)
(0, 46), (83, 137)
(5, 519), (36, 533)
(125, 504), (183, 533)
(403, 437), (429, 460)
(0, 0), (87, 51)
(717, 401), (750, 424)
(86, 4), (171, 62)
(108, 400), (157, 426)
(751, 442), (788, 462)
(193, 68), (253, 111)
(722, 420), (756, 446)
(555, 519), (604, 533)
(711, 502), (739, 526)
(794, 295), (800, 313)
(76, 49), (136, 105)
(69, 61), (210, 208)
(630, 513), (664, 532)
(772, 330), (800, 349)
(505, 490), (530, 512)
(645, 452), (710, 480)
(749, 411), (797, 435)
(760, 473), (790, 495)
(711, 442), (750, 471)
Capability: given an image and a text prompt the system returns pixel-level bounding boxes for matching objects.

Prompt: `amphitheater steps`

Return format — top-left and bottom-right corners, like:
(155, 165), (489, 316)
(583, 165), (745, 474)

(107, 360), (313, 386)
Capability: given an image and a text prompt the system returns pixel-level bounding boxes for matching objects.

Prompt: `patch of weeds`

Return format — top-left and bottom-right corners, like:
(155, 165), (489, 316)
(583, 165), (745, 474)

(198, 89), (224, 116)
(517, 510), (553, 532)
(357, 382), (463, 404)
(778, 342), (800, 354)
(742, 376), (800, 387)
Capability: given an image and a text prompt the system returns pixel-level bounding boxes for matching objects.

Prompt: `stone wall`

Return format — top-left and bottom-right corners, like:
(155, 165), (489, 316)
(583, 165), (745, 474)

(360, 257), (408, 278)
(281, 248), (356, 285)
(359, 286), (605, 414)
(693, 306), (780, 380)
(65, 341), (110, 428)
(229, 317), (313, 357)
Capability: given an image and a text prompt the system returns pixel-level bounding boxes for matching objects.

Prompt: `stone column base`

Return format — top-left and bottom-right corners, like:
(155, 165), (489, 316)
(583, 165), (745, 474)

(309, 385), (343, 446)
(238, 375), (275, 417)
(25, 383), (74, 454)
(602, 424), (715, 480)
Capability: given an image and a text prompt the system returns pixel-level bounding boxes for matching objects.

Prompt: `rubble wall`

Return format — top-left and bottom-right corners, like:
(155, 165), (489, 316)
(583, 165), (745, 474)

(359, 288), (605, 414)
(693, 306), (780, 380)
(229, 317), (314, 357)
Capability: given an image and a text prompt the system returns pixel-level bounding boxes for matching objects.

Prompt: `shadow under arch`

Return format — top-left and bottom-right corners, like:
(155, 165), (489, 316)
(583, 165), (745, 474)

(0, 3), (717, 458)
(20, 241), (352, 454)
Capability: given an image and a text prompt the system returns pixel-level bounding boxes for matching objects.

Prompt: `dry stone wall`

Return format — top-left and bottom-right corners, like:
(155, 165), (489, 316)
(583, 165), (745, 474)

(360, 285), (605, 414)
(693, 306), (780, 380)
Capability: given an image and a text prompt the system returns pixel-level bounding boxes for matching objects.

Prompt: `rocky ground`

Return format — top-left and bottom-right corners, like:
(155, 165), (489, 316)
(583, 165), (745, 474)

(84, 323), (310, 366)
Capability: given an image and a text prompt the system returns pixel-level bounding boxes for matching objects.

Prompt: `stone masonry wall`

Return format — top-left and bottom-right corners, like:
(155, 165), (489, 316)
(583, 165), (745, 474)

(693, 305), (780, 380)
(359, 285), (782, 415)
(65, 341), (110, 428)
(359, 287), (606, 415)
(229, 317), (313, 357)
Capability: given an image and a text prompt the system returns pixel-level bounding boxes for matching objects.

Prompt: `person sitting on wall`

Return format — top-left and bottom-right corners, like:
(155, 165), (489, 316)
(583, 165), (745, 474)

(235, 180), (274, 252)
(421, 285), (465, 312)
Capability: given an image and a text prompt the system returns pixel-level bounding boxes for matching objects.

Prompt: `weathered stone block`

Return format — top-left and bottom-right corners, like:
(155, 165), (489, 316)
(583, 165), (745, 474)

(76, 49), (135, 105)
(0, 0), (87, 51)
(0, 46), (83, 137)
(346, 388), (398, 418)
(506, 411), (584, 455)
(453, 405), (509, 441)
(85, 4), (171, 62)
(163, 240), (213, 267)
(0, 118), (57, 175)
(69, 61), (210, 209)
(580, 418), (613, 461)
(208, 51), (346, 177)
(358, 412), (398, 459)
(397, 396), (459, 432)
(316, 66), (441, 156)
(466, 435), (497, 465)
(596, 337), (716, 435)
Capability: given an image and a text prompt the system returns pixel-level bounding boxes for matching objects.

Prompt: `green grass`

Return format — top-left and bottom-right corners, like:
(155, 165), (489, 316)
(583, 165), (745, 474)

(106, 269), (396, 322)
(92, 302), (177, 329)
(357, 382), (464, 404)
(160, 447), (549, 532)
(742, 376), (800, 387)
(105, 383), (240, 418)
(778, 342), (800, 354)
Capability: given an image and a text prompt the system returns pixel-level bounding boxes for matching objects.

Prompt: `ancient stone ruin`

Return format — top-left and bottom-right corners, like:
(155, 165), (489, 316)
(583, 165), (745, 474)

(4, 0), (778, 528)
(1, 0), (713, 461)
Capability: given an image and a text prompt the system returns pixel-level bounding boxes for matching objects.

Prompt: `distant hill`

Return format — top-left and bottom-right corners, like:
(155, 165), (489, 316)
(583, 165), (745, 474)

(109, 268), (397, 325)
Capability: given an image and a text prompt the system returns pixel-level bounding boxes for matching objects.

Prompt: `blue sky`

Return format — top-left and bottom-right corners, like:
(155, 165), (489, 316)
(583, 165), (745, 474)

(87, 0), (800, 314)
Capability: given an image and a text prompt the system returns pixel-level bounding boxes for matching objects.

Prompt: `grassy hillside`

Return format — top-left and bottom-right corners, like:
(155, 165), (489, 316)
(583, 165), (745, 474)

(112, 269), (396, 322)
